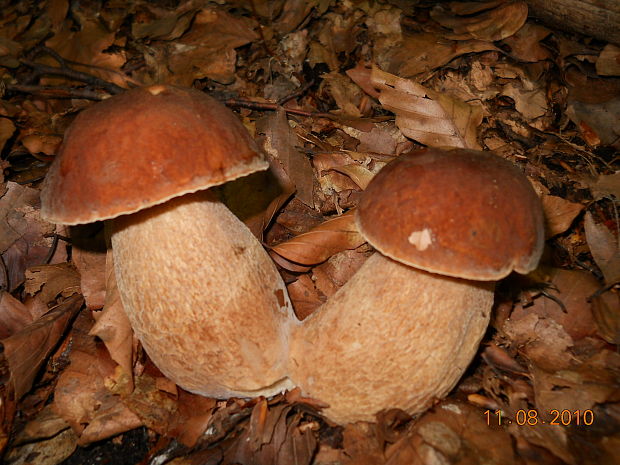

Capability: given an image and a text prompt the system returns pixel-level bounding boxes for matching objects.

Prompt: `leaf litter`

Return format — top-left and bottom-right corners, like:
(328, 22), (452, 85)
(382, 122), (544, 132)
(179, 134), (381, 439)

(0, 0), (619, 464)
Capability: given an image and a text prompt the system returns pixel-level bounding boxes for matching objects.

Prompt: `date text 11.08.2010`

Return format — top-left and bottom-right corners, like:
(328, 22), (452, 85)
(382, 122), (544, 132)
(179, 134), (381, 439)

(485, 409), (594, 427)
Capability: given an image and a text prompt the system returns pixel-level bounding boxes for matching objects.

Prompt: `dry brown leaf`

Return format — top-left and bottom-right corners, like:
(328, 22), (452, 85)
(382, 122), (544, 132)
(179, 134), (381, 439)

(385, 33), (499, 78)
(4, 427), (77, 465)
(89, 251), (134, 393)
(272, 210), (365, 265)
(591, 290), (620, 345)
(584, 212), (620, 284)
(403, 400), (517, 465)
(346, 62), (380, 99)
(287, 274), (325, 320)
(431, 1), (528, 41)
(541, 194), (584, 237)
(513, 269), (598, 340)
(504, 310), (575, 371)
(72, 246), (106, 310)
(0, 118), (15, 153)
(52, 311), (142, 445)
(312, 248), (371, 299)
(0, 292), (35, 339)
(24, 263), (81, 304)
(590, 171), (620, 200)
(45, 17), (128, 88)
(260, 108), (314, 207)
(501, 82), (548, 120)
(131, 7), (198, 40)
(121, 372), (178, 436)
(0, 182), (56, 291)
(596, 44), (620, 77)
(501, 22), (552, 62)
(166, 391), (216, 447)
(531, 349), (620, 417)
(3, 294), (82, 399)
(21, 133), (62, 156)
(329, 164), (375, 190)
(167, 8), (258, 85)
(371, 66), (482, 149)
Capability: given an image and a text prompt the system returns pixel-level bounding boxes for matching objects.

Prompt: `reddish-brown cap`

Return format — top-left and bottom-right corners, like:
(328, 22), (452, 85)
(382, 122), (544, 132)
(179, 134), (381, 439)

(41, 85), (268, 225)
(356, 148), (545, 280)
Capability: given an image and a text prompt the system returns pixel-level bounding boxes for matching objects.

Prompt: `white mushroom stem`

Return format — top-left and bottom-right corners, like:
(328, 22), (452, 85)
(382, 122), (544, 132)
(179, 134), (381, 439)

(109, 190), (295, 398)
(289, 252), (494, 424)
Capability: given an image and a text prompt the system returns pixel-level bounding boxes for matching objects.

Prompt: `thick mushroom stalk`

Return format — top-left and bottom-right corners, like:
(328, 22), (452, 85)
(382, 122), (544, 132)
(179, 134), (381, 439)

(289, 148), (545, 424)
(111, 190), (294, 397)
(40, 85), (296, 398)
(290, 253), (494, 425)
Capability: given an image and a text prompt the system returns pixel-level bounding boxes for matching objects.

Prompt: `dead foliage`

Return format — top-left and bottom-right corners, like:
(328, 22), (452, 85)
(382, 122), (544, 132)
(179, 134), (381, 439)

(0, 0), (619, 464)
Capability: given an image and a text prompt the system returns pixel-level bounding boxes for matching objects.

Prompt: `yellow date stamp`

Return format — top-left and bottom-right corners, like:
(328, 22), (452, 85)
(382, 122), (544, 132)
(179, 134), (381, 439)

(485, 409), (595, 426)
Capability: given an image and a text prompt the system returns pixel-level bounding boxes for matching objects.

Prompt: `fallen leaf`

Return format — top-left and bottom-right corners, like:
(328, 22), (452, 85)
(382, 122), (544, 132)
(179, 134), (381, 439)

(431, 1), (528, 41)
(89, 251), (134, 393)
(272, 210), (365, 266)
(24, 263), (81, 304)
(371, 66), (482, 149)
(385, 33), (499, 78)
(541, 195), (584, 238)
(584, 212), (620, 284)
(259, 108), (314, 207)
(3, 294), (82, 399)
(596, 44), (620, 77)
(287, 274), (325, 320)
(52, 310), (142, 445)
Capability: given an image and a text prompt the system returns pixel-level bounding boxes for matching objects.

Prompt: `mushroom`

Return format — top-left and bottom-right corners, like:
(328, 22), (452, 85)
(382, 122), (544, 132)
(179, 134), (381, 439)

(289, 148), (544, 424)
(41, 85), (295, 398)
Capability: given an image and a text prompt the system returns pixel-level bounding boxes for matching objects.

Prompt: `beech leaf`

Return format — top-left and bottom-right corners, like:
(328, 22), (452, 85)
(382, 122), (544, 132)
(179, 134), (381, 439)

(371, 66), (482, 149)
(272, 210), (365, 266)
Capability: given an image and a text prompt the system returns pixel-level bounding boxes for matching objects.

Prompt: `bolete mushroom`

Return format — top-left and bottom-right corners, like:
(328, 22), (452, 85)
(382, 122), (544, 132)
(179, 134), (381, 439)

(289, 148), (544, 424)
(41, 85), (295, 398)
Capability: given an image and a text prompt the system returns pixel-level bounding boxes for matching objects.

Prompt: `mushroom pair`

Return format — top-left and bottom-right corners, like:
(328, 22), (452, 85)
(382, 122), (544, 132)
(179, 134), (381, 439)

(41, 85), (544, 424)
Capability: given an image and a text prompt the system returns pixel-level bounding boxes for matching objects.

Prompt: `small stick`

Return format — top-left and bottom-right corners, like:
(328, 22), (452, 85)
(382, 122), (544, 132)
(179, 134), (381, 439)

(6, 84), (106, 101)
(20, 59), (125, 95)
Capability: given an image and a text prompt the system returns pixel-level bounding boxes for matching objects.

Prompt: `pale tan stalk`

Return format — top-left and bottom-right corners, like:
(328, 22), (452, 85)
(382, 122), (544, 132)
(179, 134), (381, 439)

(289, 253), (494, 424)
(110, 190), (295, 398)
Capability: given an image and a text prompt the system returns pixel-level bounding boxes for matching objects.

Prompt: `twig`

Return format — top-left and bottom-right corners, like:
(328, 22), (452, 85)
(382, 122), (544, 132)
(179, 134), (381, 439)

(224, 98), (333, 118)
(6, 84), (106, 101)
(20, 59), (125, 95)
(277, 79), (315, 106)
(0, 252), (8, 292)
(42, 233), (60, 265)
(250, 0), (275, 57)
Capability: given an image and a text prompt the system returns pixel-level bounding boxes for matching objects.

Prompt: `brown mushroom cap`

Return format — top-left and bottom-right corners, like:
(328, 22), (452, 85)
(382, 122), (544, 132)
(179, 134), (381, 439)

(356, 148), (544, 280)
(41, 85), (267, 225)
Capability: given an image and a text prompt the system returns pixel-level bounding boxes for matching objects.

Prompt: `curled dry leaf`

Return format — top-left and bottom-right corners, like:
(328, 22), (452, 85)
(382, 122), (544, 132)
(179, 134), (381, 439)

(591, 290), (620, 345)
(3, 294), (83, 400)
(89, 250), (134, 393)
(431, 1), (528, 41)
(584, 211), (620, 284)
(72, 245), (106, 310)
(52, 311), (142, 445)
(0, 182), (56, 291)
(167, 8), (259, 85)
(287, 274), (325, 321)
(329, 163), (375, 189)
(0, 292), (34, 339)
(384, 32), (499, 78)
(541, 194), (584, 238)
(259, 108), (313, 207)
(596, 44), (620, 77)
(371, 66), (482, 149)
(24, 263), (81, 305)
(272, 210), (365, 266)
